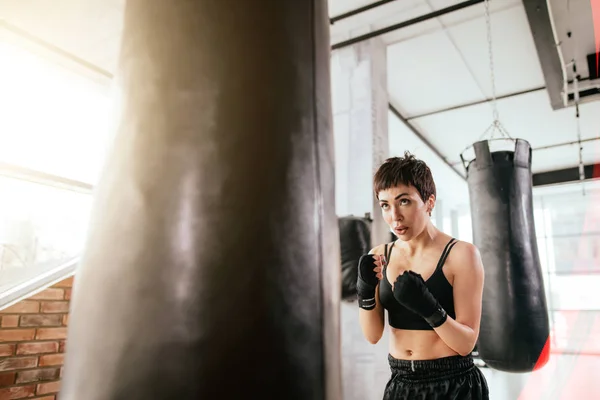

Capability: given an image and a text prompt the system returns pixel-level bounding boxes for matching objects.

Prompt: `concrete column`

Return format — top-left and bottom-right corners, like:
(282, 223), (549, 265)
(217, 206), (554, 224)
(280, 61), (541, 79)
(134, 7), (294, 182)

(331, 38), (389, 246)
(331, 37), (390, 400)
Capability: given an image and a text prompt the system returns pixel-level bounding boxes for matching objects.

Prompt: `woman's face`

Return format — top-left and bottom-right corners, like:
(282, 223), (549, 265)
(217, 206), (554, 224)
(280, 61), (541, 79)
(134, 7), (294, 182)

(377, 184), (434, 241)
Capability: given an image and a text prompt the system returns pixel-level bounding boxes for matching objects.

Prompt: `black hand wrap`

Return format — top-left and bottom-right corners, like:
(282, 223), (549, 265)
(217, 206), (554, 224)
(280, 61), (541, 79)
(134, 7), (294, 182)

(356, 254), (378, 310)
(392, 270), (448, 328)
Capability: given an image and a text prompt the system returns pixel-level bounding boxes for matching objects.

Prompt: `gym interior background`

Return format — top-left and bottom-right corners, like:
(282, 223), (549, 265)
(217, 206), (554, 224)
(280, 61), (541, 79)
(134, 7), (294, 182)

(0, 0), (598, 399)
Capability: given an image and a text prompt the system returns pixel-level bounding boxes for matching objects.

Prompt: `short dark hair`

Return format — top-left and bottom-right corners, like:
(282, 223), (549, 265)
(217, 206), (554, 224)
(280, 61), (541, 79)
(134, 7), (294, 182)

(373, 152), (436, 201)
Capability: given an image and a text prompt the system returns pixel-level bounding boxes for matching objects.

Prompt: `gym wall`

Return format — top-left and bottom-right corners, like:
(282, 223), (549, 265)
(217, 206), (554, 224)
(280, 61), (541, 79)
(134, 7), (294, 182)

(0, 276), (73, 399)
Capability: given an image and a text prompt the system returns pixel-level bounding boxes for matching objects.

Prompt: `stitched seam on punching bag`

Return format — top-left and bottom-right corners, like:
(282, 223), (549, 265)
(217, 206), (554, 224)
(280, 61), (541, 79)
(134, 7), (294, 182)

(309, 0), (326, 390)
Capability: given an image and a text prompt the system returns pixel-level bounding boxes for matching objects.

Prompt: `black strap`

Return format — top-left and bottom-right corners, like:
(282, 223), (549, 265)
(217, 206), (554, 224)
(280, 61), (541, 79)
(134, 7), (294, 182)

(386, 242), (394, 261)
(434, 238), (458, 271)
(384, 244), (387, 263)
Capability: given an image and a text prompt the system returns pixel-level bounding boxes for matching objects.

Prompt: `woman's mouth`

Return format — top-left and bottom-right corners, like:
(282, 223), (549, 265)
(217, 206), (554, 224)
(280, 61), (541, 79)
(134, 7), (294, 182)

(394, 227), (408, 235)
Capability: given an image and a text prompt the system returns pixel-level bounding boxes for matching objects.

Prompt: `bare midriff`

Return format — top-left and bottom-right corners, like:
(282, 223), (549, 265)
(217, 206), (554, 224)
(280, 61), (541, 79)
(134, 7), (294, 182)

(389, 328), (459, 360)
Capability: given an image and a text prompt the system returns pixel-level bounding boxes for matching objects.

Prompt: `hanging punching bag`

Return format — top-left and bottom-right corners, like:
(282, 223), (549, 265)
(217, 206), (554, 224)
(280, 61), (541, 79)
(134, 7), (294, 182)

(467, 139), (550, 372)
(60, 0), (341, 399)
(338, 216), (371, 301)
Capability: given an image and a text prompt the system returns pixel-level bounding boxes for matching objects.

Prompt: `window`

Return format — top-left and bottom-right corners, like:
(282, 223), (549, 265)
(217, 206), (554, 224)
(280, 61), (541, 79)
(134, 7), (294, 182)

(0, 41), (113, 184)
(0, 39), (111, 295)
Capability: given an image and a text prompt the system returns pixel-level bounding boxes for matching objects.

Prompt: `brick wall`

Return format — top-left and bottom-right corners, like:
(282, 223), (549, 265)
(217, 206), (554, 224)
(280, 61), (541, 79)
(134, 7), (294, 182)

(0, 276), (73, 400)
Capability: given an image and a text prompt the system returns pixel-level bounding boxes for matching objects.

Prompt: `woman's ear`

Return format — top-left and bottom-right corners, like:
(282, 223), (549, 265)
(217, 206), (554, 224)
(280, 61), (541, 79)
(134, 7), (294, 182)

(427, 195), (436, 216)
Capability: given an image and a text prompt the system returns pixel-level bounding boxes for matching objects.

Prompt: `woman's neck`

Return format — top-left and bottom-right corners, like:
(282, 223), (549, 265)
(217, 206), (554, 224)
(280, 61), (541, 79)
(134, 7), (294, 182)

(399, 222), (439, 256)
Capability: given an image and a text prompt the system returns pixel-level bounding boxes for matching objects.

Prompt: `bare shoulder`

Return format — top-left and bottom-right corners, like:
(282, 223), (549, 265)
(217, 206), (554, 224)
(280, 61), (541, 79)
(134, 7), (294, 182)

(368, 243), (390, 256)
(447, 240), (484, 275)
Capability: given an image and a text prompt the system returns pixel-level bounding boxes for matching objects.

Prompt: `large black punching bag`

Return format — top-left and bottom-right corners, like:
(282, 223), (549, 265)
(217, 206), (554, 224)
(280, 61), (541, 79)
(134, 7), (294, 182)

(339, 216), (371, 301)
(467, 139), (549, 372)
(60, 1), (341, 399)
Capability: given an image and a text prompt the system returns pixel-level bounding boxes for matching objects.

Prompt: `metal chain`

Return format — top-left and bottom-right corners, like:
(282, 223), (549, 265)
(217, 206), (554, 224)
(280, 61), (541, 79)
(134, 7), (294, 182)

(567, 0), (586, 194)
(484, 0), (499, 124)
(573, 71), (586, 194)
(458, 0), (513, 167)
(481, 0), (513, 141)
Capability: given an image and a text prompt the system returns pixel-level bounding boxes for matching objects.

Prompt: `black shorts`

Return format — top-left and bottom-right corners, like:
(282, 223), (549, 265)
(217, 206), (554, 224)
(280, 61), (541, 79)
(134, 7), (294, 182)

(383, 354), (489, 400)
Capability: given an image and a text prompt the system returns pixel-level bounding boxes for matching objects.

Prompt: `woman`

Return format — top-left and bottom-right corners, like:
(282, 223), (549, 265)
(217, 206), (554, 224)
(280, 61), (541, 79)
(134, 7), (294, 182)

(356, 152), (489, 400)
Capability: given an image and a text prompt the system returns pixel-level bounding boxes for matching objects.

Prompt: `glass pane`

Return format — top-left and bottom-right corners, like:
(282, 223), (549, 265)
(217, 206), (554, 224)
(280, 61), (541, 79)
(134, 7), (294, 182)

(0, 175), (92, 292)
(548, 274), (600, 310)
(552, 310), (600, 355)
(550, 236), (600, 274)
(0, 41), (113, 184)
(537, 189), (599, 238)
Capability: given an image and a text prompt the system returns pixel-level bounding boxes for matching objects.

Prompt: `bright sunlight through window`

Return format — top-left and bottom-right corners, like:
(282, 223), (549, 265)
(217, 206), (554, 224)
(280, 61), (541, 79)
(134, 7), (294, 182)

(0, 41), (113, 184)
(0, 39), (113, 289)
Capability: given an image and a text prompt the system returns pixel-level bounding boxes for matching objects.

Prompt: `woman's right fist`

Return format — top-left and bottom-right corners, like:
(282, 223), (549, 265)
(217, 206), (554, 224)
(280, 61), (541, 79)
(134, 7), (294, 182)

(356, 254), (385, 310)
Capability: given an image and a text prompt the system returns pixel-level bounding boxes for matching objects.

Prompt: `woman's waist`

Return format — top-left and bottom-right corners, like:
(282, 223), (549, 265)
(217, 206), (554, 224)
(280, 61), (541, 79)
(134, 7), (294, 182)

(388, 328), (458, 360)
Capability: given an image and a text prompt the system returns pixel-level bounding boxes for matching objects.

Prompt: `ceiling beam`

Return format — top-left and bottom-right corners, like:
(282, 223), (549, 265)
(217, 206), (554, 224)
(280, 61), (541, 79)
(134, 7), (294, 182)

(533, 137), (599, 151)
(388, 104), (466, 181)
(533, 163), (600, 186)
(331, 0), (484, 50)
(0, 19), (113, 79)
(521, 0), (565, 110)
(330, 0), (397, 25)
(405, 86), (546, 121)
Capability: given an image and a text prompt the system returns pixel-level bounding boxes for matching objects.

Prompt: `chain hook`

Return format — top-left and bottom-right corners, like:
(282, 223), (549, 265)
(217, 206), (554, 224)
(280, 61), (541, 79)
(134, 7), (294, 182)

(459, 0), (515, 173)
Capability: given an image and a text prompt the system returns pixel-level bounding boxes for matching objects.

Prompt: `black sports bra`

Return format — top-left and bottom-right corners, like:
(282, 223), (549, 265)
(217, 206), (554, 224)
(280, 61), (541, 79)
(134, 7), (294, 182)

(379, 238), (458, 330)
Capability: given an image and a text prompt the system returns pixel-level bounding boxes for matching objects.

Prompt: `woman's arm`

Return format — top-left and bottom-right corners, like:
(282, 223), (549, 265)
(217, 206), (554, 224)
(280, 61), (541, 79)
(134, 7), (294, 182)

(433, 242), (484, 356)
(358, 246), (386, 344)
(359, 285), (385, 344)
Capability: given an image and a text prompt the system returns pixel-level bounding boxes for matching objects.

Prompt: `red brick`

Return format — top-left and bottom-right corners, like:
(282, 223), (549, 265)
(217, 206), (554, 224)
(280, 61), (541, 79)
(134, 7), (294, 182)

(0, 329), (36, 342)
(40, 302), (70, 314)
(0, 372), (16, 386)
(16, 342), (59, 355)
(0, 356), (37, 371)
(39, 354), (64, 367)
(0, 344), (15, 356)
(2, 315), (19, 327)
(30, 289), (65, 301)
(62, 315), (69, 326)
(20, 314), (63, 327)
(58, 341), (66, 353)
(16, 367), (59, 383)
(0, 385), (36, 399)
(1, 315), (19, 327)
(35, 328), (67, 340)
(52, 276), (74, 288)
(0, 301), (39, 314)
(64, 288), (72, 300)
(37, 380), (61, 395)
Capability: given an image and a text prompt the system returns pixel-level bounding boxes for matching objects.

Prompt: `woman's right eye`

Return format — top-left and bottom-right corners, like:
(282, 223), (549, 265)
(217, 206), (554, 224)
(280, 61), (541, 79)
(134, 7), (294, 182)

(380, 203), (389, 210)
